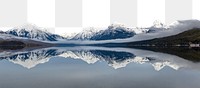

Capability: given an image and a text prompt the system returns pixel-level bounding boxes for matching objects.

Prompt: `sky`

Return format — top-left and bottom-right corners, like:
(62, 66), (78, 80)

(0, 0), (200, 34)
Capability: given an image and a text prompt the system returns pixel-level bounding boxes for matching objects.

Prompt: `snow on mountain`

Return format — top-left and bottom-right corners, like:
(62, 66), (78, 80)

(74, 19), (200, 44)
(0, 48), (66, 69)
(59, 49), (136, 68)
(132, 20), (200, 41)
(6, 24), (65, 41)
(0, 33), (46, 46)
(152, 20), (166, 28)
(59, 50), (100, 64)
(65, 23), (137, 41)
(0, 30), (30, 40)
(115, 56), (181, 71)
(61, 32), (78, 40)
(150, 60), (180, 71)
(90, 24), (136, 40)
(0, 46), (195, 70)
(109, 57), (135, 69)
(59, 50), (181, 70)
(143, 19), (200, 40)
(62, 21), (167, 41)
(146, 20), (168, 33)
(58, 49), (181, 70)
(9, 55), (50, 69)
(2, 19), (200, 43)
(69, 27), (101, 40)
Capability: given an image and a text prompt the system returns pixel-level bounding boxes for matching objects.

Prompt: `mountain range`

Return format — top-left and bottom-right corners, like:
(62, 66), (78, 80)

(0, 21), (167, 42)
(0, 47), (189, 70)
(5, 24), (65, 41)
(67, 24), (137, 40)
(0, 31), (52, 50)
(1, 23), (140, 41)
(0, 20), (200, 47)
(128, 28), (200, 46)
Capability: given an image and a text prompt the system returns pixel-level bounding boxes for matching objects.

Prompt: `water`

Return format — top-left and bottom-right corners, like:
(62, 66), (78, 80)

(0, 46), (200, 88)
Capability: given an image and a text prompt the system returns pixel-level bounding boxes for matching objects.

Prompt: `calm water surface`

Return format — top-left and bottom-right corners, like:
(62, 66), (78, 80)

(0, 46), (200, 88)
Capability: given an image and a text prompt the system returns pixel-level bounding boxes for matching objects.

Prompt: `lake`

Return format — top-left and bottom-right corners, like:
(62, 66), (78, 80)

(0, 46), (200, 88)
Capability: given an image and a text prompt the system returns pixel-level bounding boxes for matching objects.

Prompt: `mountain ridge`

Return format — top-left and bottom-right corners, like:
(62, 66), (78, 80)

(67, 24), (137, 40)
(128, 28), (200, 46)
(6, 24), (65, 41)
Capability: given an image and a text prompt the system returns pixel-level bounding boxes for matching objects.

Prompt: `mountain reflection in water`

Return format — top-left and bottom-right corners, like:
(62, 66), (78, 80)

(0, 46), (200, 71)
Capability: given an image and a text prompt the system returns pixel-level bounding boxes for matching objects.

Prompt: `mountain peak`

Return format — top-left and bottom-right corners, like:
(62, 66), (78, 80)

(153, 20), (165, 28)
(65, 23), (136, 40)
(6, 24), (64, 41)
(108, 23), (126, 29)
(82, 27), (100, 33)
(11, 23), (51, 33)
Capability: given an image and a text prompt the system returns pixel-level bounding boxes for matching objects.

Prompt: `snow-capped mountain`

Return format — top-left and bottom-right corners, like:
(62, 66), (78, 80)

(6, 24), (65, 41)
(138, 20), (200, 41)
(0, 46), (196, 70)
(0, 48), (66, 69)
(2, 19), (200, 42)
(86, 19), (200, 44)
(146, 20), (168, 33)
(66, 24), (136, 40)
(58, 49), (181, 70)
(90, 24), (136, 40)
(145, 57), (180, 71)
(59, 49), (136, 65)
(59, 50), (101, 64)
(63, 21), (168, 41)
(0, 32), (52, 50)
(70, 27), (101, 40)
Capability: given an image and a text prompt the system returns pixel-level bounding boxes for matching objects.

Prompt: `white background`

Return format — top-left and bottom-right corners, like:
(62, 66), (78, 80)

(0, 0), (200, 34)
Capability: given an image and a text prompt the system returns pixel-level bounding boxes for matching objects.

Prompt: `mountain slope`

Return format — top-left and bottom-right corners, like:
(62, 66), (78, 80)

(59, 49), (180, 70)
(0, 48), (65, 69)
(70, 28), (100, 40)
(0, 47), (183, 70)
(0, 33), (53, 50)
(129, 47), (200, 62)
(68, 24), (136, 40)
(6, 24), (65, 41)
(81, 20), (200, 44)
(90, 26), (136, 40)
(128, 28), (200, 46)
